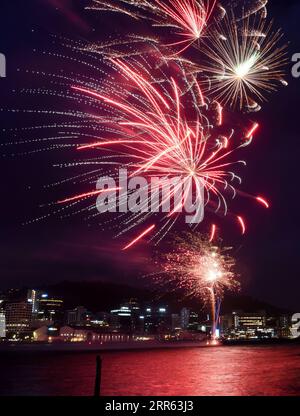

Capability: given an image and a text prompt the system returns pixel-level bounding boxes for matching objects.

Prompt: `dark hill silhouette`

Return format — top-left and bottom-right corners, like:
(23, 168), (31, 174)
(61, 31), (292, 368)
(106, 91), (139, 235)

(36, 280), (290, 316)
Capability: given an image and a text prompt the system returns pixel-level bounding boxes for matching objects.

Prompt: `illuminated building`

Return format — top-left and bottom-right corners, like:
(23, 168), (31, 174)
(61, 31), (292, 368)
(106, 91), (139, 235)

(188, 311), (200, 331)
(0, 301), (5, 338)
(278, 315), (292, 338)
(220, 310), (277, 339)
(0, 313), (6, 338)
(91, 312), (115, 329)
(33, 325), (60, 342)
(37, 296), (64, 322)
(65, 306), (92, 326)
(234, 311), (266, 329)
(111, 299), (141, 332)
(26, 290), (64, 325)
(27, 289), (40, 314)
(180, 308), (190, 329)
(59, 326), (131, 343)
(110, 301), (170, 334)
(5, 301), (32, 337)
(143, 305), (169, 334)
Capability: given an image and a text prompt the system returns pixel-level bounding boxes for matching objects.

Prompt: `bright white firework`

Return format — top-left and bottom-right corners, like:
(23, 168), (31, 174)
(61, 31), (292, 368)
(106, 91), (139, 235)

(153, 232), (239, 337)
(199, 11), (287, 110)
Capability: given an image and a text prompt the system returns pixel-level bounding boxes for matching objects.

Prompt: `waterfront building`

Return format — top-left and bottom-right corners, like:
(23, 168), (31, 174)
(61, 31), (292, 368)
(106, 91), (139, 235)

(143, 305), (170, 334)
(37, 296), (64, 323)
(220, 310), (271, 339)
(59, 326), (132, 343)
(5, 301), (32, 337)
(33, 325), (60, 342)
(188, 311), (200, 331)
(278, 315), (292, 338)
(171, 314), (181, 331)
(27, 289), (43, 314)
(0, 307), (6, 338)
(235, 311), (266, 329)
(111, 299), (142, 332)
(180, 308), (190, 329)
(65, 306), (90, 326)
(91, 312), (116, 329)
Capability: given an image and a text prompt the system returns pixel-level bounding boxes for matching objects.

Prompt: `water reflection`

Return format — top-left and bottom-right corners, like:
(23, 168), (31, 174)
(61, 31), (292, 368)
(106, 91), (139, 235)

(0, 345), (300, 396)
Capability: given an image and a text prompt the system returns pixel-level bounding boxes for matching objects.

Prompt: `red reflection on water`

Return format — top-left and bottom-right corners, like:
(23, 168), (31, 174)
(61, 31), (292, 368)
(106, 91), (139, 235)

(1, 346), (300, 396)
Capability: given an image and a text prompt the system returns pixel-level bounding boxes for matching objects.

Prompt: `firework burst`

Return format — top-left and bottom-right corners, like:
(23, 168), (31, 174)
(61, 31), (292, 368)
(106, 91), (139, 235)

(64, 51), (262, 244)
(87, 0), (217, 52)
(3, 0), (283, 249)
(88, 1), (287, 111)
(4, 40), (269, 247)
(199, 10), (287, 110)
(154, 232), (239, 337)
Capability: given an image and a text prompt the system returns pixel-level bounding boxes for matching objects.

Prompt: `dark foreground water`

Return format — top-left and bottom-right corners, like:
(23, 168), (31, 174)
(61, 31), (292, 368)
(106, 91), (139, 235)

(1, 345), (300, 396)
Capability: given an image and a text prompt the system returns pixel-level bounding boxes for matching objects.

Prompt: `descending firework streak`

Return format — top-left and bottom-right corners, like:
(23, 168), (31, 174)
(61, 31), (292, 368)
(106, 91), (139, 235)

(4, 0), (286, 249)
(153, 232), (239, 338)
(77, 0), (286, 247)
(52, 51), (264, 246)
(89, 0), (287, 111)
(87, 0), (217, 50)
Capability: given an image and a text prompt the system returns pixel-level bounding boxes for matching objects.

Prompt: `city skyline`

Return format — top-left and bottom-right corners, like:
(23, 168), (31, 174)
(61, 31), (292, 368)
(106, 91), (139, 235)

(0, 283), (296, 344)
(0, 0), (300, 312)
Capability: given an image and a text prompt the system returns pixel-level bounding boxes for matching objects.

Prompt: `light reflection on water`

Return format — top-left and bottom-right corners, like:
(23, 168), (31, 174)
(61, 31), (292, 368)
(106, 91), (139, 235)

(1, 345), (300, 396)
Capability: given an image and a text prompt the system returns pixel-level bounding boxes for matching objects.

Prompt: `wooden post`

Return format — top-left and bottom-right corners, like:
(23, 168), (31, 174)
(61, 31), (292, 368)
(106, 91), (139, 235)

(94, 355), (102, 397)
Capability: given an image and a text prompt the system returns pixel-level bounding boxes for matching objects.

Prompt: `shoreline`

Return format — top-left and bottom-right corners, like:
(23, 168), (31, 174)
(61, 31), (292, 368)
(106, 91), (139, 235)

(0, 337), (299, 353)
(0, 339), (211, 353)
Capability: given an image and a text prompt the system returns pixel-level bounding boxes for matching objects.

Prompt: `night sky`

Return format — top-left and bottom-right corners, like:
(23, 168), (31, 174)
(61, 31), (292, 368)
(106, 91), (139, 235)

(0, 0), (300, 311)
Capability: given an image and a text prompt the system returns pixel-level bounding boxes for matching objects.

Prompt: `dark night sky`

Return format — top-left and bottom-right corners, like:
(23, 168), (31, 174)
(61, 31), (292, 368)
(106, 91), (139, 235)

(0, 0), (300, 311)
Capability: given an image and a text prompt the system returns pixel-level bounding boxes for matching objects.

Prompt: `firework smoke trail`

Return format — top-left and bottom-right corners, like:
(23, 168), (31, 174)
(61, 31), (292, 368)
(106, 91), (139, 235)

(154, 232), (239, 338)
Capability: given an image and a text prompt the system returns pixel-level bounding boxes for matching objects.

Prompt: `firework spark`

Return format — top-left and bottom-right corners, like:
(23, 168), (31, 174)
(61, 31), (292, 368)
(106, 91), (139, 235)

(67, 54), (259, 242)
(256, 196), (269, 208)
(123, 224), (156, 250)
(200, 10), (287, 110)
(237, 216), (246, 234)
(57, 187), (122, 204)
(87, 0), (217, 51)
(155, 232), (239, 337)
(5, 42), (269, 246)
(5, 0), (280, 247)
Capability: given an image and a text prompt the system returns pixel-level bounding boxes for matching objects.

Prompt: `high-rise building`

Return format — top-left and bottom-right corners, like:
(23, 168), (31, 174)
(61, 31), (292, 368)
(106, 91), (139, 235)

(0, 312), (5, 338)
(278, 315), (292, 338)
(0, 301), (5, 338)
(27, 289), (39, 314)
(188, 311), (200, 330)
(220, 310), (271, 339)
(5, 301), (32, 336)
(65, 306), (89, 326)
(91, 312), (118, 330)
(37, 295), (64, 323)
(110, 299), (143, 332)
(180, 308), (190, 329)
(235, 311), (266, 329)
(143, 305), (169, 334)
